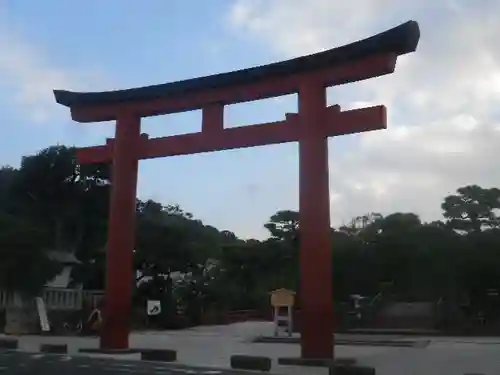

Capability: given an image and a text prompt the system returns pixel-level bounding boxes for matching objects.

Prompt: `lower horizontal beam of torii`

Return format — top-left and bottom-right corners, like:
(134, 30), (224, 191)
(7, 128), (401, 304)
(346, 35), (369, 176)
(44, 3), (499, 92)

(76, 105), (386, 164)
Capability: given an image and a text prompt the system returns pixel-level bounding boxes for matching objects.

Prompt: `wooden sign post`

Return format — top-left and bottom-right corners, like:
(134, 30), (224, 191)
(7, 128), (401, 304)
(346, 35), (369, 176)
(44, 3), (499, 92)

(270, 288), (296, 337)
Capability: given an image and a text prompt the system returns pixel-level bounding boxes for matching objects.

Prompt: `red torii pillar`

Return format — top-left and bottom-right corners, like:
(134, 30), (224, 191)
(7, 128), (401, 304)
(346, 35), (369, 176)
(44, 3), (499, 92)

(54, 21), (419, 359)
(102, 113), (141, 349)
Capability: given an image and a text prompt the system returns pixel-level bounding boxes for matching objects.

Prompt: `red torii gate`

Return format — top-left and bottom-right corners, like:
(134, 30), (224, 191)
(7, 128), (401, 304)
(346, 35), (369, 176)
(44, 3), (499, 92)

(54, 21), (419, 359)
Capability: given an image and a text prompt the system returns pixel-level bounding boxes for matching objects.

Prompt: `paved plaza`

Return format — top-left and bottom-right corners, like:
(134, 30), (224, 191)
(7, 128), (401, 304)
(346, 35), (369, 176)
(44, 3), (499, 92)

(1, 322), (500, 374)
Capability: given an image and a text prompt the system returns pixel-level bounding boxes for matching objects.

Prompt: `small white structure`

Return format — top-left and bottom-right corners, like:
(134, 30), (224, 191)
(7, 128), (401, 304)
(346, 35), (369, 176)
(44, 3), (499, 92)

(45, 251), (81, 288)
(0, 251), (101, 334)
(35, 297), (50, 332)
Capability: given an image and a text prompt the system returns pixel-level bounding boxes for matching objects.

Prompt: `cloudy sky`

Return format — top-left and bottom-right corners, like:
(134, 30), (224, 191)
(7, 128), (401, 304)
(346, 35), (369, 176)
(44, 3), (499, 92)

(1, 1), (499, 239)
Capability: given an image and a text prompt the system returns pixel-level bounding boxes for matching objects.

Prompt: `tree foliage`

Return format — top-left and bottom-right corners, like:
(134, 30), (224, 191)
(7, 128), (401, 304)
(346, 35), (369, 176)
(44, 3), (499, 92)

(0, 213), (61, 296)
(442, 185), (500, 233)
(2, 145), (500, 326)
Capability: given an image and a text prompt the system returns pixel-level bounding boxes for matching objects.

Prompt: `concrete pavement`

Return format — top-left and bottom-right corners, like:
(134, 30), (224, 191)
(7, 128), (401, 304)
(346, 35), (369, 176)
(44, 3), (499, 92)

(2, 322), (500, 374)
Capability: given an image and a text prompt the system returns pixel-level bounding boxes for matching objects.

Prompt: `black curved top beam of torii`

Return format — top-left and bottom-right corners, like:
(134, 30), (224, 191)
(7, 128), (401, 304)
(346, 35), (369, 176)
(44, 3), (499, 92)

(54, 21), (420, 110)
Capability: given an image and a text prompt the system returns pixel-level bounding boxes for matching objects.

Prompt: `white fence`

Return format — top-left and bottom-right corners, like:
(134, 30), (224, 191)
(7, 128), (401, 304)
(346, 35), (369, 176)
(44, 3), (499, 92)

(0, 288), (103, 311)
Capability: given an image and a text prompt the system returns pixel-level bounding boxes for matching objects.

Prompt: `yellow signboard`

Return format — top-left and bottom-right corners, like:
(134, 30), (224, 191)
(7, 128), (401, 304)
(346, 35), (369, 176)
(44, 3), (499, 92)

(269, 288), (296, 307)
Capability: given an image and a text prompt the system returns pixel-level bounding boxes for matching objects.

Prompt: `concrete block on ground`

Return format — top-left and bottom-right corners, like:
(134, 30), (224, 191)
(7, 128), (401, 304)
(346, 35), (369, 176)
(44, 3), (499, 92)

(140, 349), (177, 362)
(40, 343), (68, 354)
(329, 364), (375, 375)
(0, 338), (18, 350)
(230, 355), (272, 372)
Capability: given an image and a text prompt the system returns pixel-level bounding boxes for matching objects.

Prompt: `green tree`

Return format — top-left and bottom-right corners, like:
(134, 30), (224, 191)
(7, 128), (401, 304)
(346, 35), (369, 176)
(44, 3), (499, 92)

(0, 167), (18, 213)
(11, 145), (110, 253)
(442, 185), (500, 233)
(134, 200), (221, 326)
(0, 213), (61, 296)
(6, 144), (500, 331)
(264, 210), (299, 243)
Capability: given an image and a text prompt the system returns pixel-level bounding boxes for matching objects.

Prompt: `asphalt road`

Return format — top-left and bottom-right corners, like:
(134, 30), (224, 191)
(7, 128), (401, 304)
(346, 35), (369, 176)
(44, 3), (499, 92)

(0, 351), (241, 375)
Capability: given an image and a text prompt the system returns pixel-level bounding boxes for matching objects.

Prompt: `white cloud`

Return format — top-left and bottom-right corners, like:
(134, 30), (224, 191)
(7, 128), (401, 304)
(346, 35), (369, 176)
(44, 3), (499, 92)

(227, 0), (500, 225)
(0, 19), (107, 124)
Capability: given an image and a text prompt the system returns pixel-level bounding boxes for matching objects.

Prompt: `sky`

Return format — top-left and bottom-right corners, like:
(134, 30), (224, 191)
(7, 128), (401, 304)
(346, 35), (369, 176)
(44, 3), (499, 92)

(1, 0), (500, 239)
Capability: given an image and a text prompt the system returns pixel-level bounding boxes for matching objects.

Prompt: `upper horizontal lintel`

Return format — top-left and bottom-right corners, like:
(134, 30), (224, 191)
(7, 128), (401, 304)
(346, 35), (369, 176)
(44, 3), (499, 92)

(54, 21), (419, 115)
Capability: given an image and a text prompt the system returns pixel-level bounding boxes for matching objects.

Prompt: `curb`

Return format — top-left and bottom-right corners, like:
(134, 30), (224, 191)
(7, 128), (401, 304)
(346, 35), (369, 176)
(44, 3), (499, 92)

(0, 339), (18, 350)
(40, 343), (68, 354)
(79, 348), (142, 354)
(278, 357), (356, 367)
(329, 365), (375, 375)
(254, 336), (428, 347)
(230, 355), (272, 372)
(140, 349), (177, 362)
